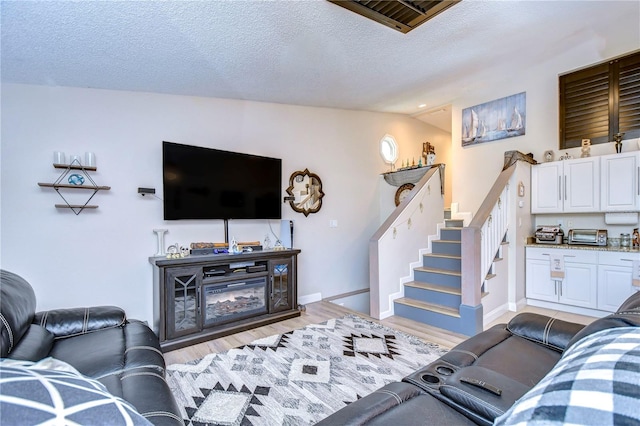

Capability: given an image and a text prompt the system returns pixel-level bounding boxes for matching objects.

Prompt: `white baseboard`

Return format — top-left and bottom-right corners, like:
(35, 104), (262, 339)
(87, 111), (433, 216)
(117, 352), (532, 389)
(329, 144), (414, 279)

(508, 298), (527, 312)
(298, 292), (322, 306)
(483, 302), (509, 325)
(378, 309), (393, 320)
(526, 299), (608, 318)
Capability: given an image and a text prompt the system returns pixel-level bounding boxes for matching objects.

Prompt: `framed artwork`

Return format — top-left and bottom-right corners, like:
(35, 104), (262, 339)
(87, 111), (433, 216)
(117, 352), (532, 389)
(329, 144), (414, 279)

(462, 92), (526, 147)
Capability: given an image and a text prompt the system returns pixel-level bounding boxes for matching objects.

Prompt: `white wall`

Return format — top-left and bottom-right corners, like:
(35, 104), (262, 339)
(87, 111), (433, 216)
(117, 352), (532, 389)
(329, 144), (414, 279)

(0, 83), (446, 325)
(450, 33), (640, 216)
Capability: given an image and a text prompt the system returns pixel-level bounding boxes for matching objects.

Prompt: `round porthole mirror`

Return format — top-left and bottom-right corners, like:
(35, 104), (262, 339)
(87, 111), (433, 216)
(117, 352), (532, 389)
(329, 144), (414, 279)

(380, 134), (398, 170)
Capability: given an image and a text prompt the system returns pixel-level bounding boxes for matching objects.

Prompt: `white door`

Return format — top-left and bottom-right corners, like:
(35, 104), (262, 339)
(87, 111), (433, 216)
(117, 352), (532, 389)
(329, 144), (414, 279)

(597, 264), (636, 312)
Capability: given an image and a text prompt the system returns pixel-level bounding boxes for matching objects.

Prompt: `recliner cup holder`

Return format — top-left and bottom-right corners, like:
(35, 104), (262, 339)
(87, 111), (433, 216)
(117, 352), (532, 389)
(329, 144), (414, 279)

(420, 374), (441, 385)
(435, 365), (455, 376)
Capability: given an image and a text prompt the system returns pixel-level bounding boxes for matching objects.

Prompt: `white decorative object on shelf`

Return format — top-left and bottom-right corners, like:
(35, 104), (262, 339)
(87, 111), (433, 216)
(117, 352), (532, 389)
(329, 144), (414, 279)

(54, 151), (65, 164)
(153, 229), (168, 256)
(85, 152), (96, 167)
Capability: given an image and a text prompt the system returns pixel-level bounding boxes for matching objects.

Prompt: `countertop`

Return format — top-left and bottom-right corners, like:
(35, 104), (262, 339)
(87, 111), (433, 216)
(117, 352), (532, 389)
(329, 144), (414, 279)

(525, 243), (640, 253)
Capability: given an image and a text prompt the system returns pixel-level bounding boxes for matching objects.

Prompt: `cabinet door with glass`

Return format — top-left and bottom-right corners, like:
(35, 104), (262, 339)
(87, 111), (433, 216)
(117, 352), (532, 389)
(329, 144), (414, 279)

(269, 258), (294, 313)
(165, 266), (201, 340)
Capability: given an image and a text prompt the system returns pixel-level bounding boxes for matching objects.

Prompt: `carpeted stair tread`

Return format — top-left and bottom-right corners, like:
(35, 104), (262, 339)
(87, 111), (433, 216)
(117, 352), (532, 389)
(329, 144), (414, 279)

(404, 281), (461, 295)
(395, 298), (461, 318)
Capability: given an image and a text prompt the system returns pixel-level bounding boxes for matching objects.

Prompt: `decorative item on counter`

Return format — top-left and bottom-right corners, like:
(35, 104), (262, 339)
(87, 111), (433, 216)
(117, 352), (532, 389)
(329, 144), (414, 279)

(633, 228), (639, 248)
(153, 229), (168, 256)
(54, 151), (65, 165)
(580, 139), (591, 157)
(613, 132), (624, 153)
(543, 150), (554, 162)
(418, 158), (422, 167)
(229, 237), (241, 254)
(166, 243), (187, 258)
(67, 174), (85, 185)
(621, 233), (631, 249)
(273, 239), (285, 251)
(264, 234), (272, 250)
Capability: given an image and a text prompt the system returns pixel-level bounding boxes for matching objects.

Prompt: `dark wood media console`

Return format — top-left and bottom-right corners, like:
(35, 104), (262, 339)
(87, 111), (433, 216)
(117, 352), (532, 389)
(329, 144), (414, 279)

(150, 249), (300, 352)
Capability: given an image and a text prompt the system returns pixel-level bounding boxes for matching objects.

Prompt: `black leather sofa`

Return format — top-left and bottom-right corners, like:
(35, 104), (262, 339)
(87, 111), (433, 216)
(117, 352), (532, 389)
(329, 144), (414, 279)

(318, 290), (640, 425)
(0, 269), (182, 425)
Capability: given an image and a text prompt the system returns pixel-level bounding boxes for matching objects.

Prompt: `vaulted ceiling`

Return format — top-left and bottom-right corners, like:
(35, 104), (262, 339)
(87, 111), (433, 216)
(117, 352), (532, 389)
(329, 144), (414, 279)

(2, 1), (638, 132)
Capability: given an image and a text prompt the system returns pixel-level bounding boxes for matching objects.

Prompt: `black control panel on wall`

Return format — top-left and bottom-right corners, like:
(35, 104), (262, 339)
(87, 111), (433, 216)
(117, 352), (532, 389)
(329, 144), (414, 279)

(138, 187), (156, 195)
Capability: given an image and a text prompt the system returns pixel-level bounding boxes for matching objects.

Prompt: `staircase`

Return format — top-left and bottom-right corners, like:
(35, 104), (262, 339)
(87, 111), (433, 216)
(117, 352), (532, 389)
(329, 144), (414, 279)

(393, 215), (468, 332)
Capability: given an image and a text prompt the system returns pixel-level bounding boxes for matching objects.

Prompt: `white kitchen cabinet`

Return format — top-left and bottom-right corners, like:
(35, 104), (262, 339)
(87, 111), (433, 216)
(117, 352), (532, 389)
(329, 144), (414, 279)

(600, 152), (640, 212)
(526, 247), (597, 309)
(562, 257), (598, 309)
(531, 157), (599, 214)
(597, 251), (640, 312)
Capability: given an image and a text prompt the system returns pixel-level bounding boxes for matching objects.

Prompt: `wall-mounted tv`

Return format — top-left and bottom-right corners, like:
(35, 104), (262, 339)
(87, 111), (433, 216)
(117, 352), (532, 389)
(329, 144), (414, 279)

(163, 141), (282, 220)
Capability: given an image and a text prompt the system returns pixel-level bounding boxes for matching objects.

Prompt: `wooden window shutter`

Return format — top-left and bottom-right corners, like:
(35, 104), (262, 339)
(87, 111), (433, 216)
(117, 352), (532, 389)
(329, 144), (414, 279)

(560, 51), (640, 149)
(616, 53), (640, 140)
(560, 63), (610, 148)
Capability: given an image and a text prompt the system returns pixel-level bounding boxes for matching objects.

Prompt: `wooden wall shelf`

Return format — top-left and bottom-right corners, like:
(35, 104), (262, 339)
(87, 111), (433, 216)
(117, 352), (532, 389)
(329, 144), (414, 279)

(38, 163), (110, 214)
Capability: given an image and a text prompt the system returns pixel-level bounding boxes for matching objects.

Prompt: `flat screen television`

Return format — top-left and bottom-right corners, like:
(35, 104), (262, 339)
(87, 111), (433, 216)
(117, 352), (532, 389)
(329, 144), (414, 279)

(163, 141), (282, 220)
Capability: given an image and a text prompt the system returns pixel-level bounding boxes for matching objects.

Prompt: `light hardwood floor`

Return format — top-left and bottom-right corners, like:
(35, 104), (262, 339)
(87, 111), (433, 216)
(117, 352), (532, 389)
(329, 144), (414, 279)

(163, 301), (597, 365)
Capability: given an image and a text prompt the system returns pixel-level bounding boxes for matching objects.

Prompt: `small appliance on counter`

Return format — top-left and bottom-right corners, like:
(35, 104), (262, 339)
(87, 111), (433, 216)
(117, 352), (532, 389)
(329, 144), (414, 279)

(535, 226), (564, 244)
(567, 229), (608, 246)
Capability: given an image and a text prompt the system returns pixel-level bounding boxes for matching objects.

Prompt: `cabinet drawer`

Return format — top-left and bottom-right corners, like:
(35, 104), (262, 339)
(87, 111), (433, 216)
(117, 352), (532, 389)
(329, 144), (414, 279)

(563, 249), (597, 264)
(526, 247), (557, 261)
(599, 251), (640, 266)
(526, 247), (598, 263)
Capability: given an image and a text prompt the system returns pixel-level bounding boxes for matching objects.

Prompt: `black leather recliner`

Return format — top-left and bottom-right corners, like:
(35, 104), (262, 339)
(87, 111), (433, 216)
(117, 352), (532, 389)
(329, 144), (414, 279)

(318, 290), (640, 425)
(0, 269), (182, 425)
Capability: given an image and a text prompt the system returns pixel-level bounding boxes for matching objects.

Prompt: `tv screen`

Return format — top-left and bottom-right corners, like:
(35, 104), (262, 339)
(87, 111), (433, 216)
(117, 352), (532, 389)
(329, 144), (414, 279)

(163, 142), (282, 220)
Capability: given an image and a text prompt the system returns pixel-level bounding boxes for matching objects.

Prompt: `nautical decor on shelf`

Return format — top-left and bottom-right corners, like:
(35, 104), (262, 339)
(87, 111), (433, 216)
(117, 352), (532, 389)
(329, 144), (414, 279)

(462, 92), (526, 146)
(613, 132), (624, 153)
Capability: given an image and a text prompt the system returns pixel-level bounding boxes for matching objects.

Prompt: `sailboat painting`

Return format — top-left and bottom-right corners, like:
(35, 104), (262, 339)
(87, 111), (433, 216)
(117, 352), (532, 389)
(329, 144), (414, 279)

(462, 92), (526, 147)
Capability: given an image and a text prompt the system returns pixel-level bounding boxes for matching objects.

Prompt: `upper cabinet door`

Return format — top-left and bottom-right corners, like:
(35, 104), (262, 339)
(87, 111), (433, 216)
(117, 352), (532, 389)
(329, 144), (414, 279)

(564, 157), (599, 212)
(531, 162), (563, 213)
(531, 157), (600, 213)
(601, 152), (640, 212)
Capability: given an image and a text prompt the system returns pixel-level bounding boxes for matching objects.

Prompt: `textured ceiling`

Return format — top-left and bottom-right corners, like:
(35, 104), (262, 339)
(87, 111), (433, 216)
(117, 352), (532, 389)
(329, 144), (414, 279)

(2, 1), (639, 131)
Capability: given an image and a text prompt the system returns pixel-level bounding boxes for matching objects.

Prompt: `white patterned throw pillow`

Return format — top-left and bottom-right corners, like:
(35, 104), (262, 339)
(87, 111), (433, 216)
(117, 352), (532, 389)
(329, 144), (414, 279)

(0, 358), (152, 425)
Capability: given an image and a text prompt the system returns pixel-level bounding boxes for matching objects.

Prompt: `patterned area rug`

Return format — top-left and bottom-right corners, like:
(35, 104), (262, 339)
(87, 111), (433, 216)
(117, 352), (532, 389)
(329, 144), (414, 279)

(166, 314), (448, 425)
